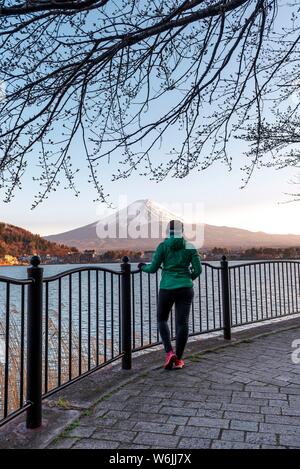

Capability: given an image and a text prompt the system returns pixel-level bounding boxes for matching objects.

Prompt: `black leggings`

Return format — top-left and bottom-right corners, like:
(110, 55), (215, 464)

(157, 287), (194, 359)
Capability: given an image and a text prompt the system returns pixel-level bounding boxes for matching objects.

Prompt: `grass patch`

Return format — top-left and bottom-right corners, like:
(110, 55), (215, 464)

(56, 397), (72, 409)
(101, 392), (113, 400)
(60, 419), (80, 437)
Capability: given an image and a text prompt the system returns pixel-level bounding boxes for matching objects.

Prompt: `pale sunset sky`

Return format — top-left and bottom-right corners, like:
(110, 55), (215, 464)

(0, 2), (299, 238)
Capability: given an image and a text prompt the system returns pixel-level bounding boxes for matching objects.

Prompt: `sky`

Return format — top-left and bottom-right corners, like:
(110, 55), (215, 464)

(0, 1), (300, 237)
(1, 150), (299, 237)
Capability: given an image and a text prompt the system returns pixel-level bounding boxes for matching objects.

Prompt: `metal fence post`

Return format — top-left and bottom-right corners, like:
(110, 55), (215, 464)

(26, 255), (43, 428)
(121, 256), (132, 370)
(221, 255), (231, 340)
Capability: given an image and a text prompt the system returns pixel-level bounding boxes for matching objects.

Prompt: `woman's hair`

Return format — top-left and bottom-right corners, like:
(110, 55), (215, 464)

(167, 219), (184, 237)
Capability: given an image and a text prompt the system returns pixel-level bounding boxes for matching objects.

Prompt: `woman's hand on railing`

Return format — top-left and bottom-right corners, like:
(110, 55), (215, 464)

(137, 262), (146, 271)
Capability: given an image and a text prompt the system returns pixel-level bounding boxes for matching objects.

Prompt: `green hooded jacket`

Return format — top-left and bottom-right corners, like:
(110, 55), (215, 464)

(141, 236), (202, 289)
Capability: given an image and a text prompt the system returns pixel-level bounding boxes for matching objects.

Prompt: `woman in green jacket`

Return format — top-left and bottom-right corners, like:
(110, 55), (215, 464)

(138, 220), (202, 370)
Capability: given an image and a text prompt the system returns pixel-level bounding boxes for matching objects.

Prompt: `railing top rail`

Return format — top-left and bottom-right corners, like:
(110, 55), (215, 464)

(228, 259), (300, 269)
(129, 259), (300, 274)
(201, 262), (221, 269)
(43, 265), (123, 282)
(0, 275), (33, 285)
(130, 262), (221, 274)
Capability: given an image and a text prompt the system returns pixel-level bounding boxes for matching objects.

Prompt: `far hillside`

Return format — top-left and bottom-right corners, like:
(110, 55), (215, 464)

(0, 222), (78, 258)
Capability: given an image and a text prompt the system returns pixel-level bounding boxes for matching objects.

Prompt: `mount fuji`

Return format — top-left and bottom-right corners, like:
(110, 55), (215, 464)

(45, 199), (300, 252)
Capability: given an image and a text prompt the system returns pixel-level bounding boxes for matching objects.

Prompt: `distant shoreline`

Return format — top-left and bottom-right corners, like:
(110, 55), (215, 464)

(1, 258), (300, 268)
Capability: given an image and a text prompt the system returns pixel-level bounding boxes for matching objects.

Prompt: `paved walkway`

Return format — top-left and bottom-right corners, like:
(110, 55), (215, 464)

(46, 324), (300, 449)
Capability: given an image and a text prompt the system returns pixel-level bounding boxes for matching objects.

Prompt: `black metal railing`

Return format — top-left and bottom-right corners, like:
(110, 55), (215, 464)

(0, 255), (300, 428)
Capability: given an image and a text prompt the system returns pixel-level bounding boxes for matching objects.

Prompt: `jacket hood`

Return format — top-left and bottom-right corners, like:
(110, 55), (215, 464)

(164, 236), (185, 250)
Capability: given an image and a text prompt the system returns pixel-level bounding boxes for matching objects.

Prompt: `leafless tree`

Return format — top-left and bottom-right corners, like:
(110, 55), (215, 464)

(1, 0), (297, 208)
(239, 5), (300, 202)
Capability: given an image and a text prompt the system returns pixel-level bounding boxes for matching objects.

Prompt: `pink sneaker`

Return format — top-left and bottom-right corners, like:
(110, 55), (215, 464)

(164, 351), (176, 370)
(174, 358), (185, 369)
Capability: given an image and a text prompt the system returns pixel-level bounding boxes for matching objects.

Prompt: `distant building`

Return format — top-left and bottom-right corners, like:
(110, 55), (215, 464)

(64, 252), (81, 263)
(3, 255), (18, 265)
(80, 249), (96, 263)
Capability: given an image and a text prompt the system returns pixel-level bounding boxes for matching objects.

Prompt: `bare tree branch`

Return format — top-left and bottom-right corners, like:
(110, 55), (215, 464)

(1, 0), (295, 208)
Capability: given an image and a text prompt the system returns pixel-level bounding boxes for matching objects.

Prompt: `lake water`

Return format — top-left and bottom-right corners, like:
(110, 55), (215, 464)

(0, 261), (224, 371)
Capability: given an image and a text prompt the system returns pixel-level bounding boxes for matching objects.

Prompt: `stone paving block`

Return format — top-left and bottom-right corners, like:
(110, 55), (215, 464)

(159, 406), (197, 417)
(196, 409), (224, 419)
(265, 414), (300, 426)
(210, 382), (244, 391)
(260, 445), (287, 449)
(224, 411), (264, 423)
(119, 444), (151, 449)
(244, 385), (280, 393)
(221, 430), (245, 442)
(191, 402), (222, 411)
(125, 396), (162, 405)
(108, 394), (131, 402)
(232, 391), (251, 399)
(279, 434), (300, 448)
(221, 403), (260, 413)
(249, 381), (269, 386)
(188, 417), (229, 429)
(288, 396), (300, 407)
(68, 426), (96, 438)
(112, 420), (137, 431)
(260, 406), (281, 415)
(118, 388), (142, 397)
(48, 437), (78, 449)
(95, 401), (127, 411)
(105, 410), (131, 419)
(230, 420), (259, 432)
(205, 389), (233, 398)
(132, 422), (176, 434)
(92, 429), (136, 443)
(259, 423), (300, 434)
(129, 412), (169, 423)
(231, 397), (269, 406)
(73, 438), (119, 449)
(245, 432), (277, 446)
(281, 407), (300, 417)
(124, 403), (162, 413)
(144, 390), (174, 399)
(230, 376), (253, 385)
(176, 425), (220, 439)
(268, 399), (290, 408)
(160, 399), (194, 408)
(178, 437), (211, 449)
(93, 408), (107, 417)
(172, 391), (207, 402)
(91, 417), (118, 427)
(251, 391), (288, 400)
(211, 440), (259, 449)
(133, 432), (180, 448)
(167, 416), (189, 425)
(280, 386), (300, 395)
(205, 396), (232, 405)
